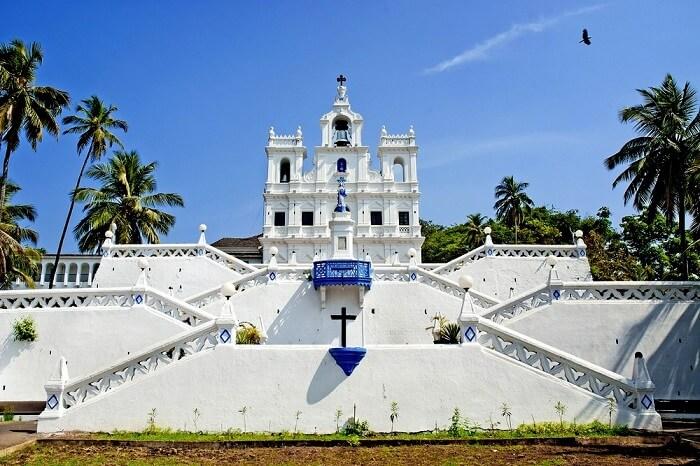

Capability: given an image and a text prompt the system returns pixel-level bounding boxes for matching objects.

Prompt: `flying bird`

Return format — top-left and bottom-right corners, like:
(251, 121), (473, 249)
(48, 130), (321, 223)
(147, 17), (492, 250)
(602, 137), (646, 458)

(580, 29), (592, 45)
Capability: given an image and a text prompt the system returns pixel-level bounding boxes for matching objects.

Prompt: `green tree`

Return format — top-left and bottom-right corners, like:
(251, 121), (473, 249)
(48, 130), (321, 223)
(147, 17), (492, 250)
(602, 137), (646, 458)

(605, 74), (700, 279)
(464, 213), (487, 250)
(0, 40), (70, 212)
(49, 96), (127, 288)
(494, 176), (534, 243)
(0, 181), (40, 288)
(73, 150), (184, 252)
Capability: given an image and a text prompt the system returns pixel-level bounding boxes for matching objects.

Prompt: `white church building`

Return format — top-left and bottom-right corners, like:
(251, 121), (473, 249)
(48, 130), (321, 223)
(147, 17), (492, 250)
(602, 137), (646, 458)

(261, 75), (423, 265)
(0, 77), (698, 435)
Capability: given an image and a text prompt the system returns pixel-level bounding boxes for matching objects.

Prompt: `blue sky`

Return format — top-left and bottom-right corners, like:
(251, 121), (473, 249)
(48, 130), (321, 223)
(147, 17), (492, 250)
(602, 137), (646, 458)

(4, 1), (700, 251)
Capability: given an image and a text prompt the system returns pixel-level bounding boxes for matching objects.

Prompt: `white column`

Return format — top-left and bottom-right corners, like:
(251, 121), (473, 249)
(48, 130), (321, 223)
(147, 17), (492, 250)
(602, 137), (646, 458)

(39, 261), (46, 286)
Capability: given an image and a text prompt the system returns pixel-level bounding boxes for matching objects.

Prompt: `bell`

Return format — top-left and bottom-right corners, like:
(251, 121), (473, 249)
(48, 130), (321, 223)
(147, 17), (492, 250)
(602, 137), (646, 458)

(334, 130), (351, 147)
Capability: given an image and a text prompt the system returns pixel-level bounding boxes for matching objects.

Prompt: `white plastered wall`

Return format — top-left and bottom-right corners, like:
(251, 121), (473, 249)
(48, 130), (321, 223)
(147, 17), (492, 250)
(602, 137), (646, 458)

(204, 281), (464, 345)
(0, 308), (185, 401)
(38, 345), (660, 433)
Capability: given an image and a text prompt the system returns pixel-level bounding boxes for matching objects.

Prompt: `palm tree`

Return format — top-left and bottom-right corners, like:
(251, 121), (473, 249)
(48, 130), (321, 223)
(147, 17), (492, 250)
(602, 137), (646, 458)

(0, 40), (70, 212)
(73, 150), (184, 252)
(494, 176), (533, 243)
(0, 181), (40, 288)
(49, 96), (127, 288)
(605, 74), (700, 279)
(464, 213), (487, 250)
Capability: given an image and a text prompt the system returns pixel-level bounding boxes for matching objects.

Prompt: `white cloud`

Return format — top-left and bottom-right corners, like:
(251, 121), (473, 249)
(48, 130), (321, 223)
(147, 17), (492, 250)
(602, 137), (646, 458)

(424, 4), (606, 74)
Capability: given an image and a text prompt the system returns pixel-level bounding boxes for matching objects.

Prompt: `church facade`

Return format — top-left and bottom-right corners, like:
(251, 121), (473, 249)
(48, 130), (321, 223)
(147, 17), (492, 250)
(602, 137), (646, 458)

(260, 77), (423, 264)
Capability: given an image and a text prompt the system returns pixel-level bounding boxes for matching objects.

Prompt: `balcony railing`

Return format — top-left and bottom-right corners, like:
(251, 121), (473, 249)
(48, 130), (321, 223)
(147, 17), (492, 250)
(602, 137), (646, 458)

(312, 260), (372, 289)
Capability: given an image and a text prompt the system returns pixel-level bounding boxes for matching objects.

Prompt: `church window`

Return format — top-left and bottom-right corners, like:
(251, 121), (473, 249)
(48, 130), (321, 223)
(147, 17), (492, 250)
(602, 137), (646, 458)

(370, 211), (383, 225)
(302, 211), (314, 226)
(337, 158), (347, 173)
(274, 211), (286, 226)
(338, 236), (347, 250)
(392, 158), (405, 182)
(280, 159), (291, 183)
(333, 118), (351, 147)
(399, 211), (410, 225)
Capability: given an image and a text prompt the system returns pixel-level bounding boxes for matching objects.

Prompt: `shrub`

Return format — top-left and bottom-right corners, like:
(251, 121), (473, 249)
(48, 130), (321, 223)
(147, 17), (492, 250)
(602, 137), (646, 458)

(1, 406), (14, 422)
(236, 323), (262, 344)
(342, 418), (371, 436)
(439, 322), (462, 344)
(12, 316), (37, 342)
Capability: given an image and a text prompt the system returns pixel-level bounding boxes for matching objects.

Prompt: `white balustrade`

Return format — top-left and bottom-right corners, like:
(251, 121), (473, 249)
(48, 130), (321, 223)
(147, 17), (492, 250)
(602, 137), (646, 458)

(430, 244), (586, 276)
(105, 244), (256, 275)
(475, 319), (639, 408)
(482, 281), (700, 324)
(0, 287), (213, 326)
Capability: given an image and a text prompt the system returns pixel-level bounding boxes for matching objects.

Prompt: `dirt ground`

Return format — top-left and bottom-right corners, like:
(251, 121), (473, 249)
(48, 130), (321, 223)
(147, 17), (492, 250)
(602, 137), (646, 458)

(2, 442), (698, 466)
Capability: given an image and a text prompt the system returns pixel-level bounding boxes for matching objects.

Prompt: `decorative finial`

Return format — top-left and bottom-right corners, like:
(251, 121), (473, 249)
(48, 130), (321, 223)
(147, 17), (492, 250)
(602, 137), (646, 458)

(296, 126), (303, 138)
(408, 125), (415, 136)
(336, 74), (347, 86)
(381, 125), (387, 137)
(268, 126), (275, 138)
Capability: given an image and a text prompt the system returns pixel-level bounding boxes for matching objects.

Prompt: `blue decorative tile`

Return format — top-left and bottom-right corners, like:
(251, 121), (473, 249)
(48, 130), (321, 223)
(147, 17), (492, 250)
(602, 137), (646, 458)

(220, 328), (231, 343)
(579, 250), (586, 257)
(47, 394), (58, 410)
(487, 249), (494, 256)
(134, 294), (143, 305)
(641, 394), (652, 409)
(465, 326), (476, 342)
(269, 272), (276, 281)
(552, 290), (561, 300)
(410, 272), (417, 281)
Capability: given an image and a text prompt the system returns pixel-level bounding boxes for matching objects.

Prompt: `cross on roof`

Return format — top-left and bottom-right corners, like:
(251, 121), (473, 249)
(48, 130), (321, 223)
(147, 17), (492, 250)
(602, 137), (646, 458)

(331, 306), (356, 347)
(336, 74), (347, 86)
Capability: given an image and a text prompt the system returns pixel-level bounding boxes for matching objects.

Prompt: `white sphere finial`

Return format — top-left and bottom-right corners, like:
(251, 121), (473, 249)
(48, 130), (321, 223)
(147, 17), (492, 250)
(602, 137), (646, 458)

(199, 224), (207, 233)
(575, 229), (584, 238)
(104, 230), (114, 239)
(270, 246), (278, 256)
(458, 274), (474, 290)
(484, 226), (492, 235)
(221, 282), (237, 298)
(137, 258), (149, 270)
(546, 256), (557, 268)
(408, 248), (416, 258)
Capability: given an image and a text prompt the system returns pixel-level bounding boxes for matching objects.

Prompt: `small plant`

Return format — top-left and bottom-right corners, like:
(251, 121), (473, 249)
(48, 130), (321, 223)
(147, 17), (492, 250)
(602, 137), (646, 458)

(607, 397), (616, 428)
(439, 322), (462, 344)
(500, 402), (512, 431)
(389, 401), (399, 433)
(236, 323), (263, 344)
(2, 406), (14, 422)
(192, 408), (201, 432)
(448, 407), (461, 437)
(342, 418), (371, 436)
(334, 408), (343, 433)
(294, 410), (302, 433)
(145, 408), (157, 433)
(12, 316), (37, 342)
(554, 401), (567, 428)
(238, 406), (248, 432)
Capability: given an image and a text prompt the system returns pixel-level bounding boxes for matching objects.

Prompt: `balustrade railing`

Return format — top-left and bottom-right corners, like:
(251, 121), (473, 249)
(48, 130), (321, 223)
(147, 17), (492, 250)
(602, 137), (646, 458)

(0, 287), (213, 326)
(105, 244), (256, 275)
(431, 244), (585, 276)
(475, 319), (638, 408)
(312, 260), (372, 288)
(482, 281), (700, 324)
(59, 321), (220, 410)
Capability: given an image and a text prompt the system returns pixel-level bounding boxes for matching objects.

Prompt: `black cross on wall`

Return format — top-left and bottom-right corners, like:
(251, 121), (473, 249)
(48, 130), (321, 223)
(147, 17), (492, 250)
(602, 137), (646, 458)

(331, 306), (356, 347)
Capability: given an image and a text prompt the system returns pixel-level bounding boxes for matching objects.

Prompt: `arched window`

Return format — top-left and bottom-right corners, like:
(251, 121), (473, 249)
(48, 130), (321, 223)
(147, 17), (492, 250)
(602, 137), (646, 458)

(333, 118), (351, 147)
(280, 158), (290, 183)
(392, 158), (405, 182)
(337, 158), (347, 173)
